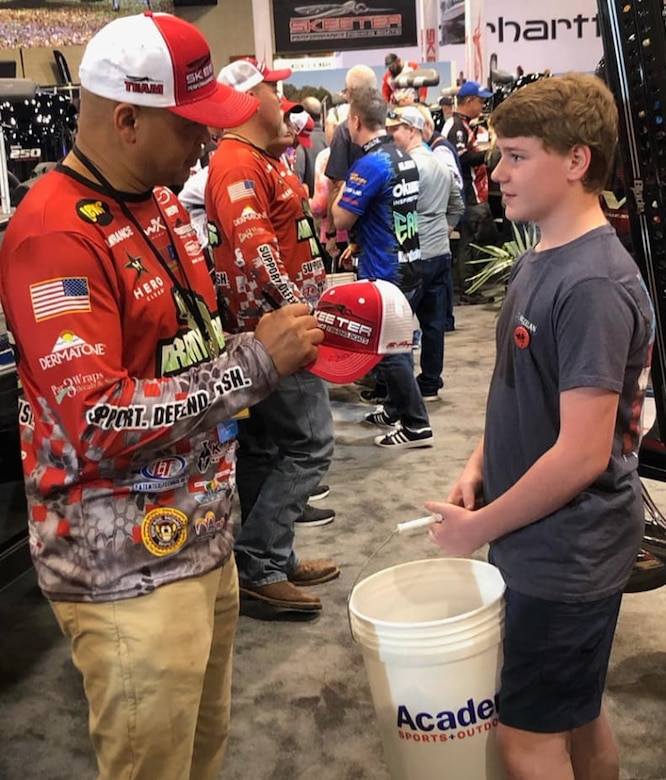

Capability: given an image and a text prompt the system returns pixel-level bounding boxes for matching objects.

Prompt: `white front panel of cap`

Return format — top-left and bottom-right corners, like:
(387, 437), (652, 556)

(79, 15), (176, 108)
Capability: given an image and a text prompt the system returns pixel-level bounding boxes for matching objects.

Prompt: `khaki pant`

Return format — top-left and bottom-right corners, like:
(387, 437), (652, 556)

(51, 559), (239, 780)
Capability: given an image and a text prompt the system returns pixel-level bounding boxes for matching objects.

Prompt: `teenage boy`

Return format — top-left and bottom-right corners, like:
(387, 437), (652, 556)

(427, 72), (654, 779)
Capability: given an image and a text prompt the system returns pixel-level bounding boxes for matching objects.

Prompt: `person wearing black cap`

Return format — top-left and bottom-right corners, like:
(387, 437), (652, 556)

(446, 80), (500, 304)
(0, 13), (324, 780)
(382, 52), (427, 105)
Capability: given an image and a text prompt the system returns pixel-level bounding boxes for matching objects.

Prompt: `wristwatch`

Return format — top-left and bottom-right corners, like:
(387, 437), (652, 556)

(325, 230), (337, 238)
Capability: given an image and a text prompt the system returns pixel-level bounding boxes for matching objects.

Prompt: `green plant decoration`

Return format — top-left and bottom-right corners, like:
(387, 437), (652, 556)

(465, 222), (540, 297)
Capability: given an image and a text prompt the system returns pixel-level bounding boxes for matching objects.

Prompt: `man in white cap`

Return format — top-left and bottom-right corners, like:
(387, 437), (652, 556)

(386, 105), (464, 402)
(0, 13), (324, 780)
(206, 58), (338, 613)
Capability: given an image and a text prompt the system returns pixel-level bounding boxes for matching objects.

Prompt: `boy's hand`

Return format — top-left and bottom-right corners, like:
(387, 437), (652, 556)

(254, 304), (324, 376)
(424, 502), (487, 556)
(447, 466), (484, 509)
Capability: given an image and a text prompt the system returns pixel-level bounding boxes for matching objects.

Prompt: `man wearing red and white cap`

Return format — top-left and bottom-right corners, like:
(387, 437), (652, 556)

(0, 14), (324, 780)
(207, 58), (337, 612)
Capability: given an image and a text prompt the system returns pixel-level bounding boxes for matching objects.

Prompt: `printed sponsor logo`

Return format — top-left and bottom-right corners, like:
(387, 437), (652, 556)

(174, 223), (195, 238)
(39, 331), (106, 370)
(196, 439), (229, 473)
(397, 696), (500, 745)
(124, 75), (164, 94)
(125, 253), (149, 279)
(141, 507), (187, 557)
(159, 313), (225, 375)
(256, 244), (300, 303)
(393, 178), (419, 198)
(18, 398), (34, 428)
(133, 275), (166, 301)
(86, 403), (149, 430)
(193, 469), (232, 505)
(238, 228), (258, 243)
(106, 225), (135, 247)
(165, 204), (180, 217)
(155, 188), (172, 206)
(194, 509), (227, 537)
(145, 217), (166, 236)
(51, 371), (105, 404)
(232, 206), (267, 226)
(183, 239), (202, 257)
(134, 455), (189, 492)
(76, 199), (113, 226)
(185, 56), (214, 93)
(315, 308), (373, 344)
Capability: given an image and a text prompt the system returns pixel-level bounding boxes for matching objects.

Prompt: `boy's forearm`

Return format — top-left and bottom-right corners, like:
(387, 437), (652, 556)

(474, 440), (607, 543)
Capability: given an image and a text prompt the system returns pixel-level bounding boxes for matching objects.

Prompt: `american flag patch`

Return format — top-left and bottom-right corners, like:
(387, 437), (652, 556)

(30, 277), (91, 322)
(227, 180), (255, 202)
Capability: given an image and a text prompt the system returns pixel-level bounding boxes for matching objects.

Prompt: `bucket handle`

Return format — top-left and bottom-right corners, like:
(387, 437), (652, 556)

(346, 516), (439, 642)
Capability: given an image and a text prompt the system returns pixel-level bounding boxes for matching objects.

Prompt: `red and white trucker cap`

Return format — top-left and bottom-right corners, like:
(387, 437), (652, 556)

(308, 279), (414, 384)
(79, 12), (259, 128)
(218, 58), (293, 92)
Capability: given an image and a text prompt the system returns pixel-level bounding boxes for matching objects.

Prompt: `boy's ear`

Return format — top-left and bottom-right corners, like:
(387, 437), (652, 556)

(568, 143), (592, 182)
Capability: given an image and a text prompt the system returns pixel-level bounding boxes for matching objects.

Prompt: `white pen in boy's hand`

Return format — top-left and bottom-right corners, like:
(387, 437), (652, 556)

(395, 514), (443, 534)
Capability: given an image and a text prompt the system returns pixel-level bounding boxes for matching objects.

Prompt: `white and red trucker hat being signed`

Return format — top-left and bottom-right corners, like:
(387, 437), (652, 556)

(308, 279), (414, 384)
(79, 12), (259, 128)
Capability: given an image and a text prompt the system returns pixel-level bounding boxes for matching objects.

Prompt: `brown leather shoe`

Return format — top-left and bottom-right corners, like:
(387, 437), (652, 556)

(288, 559), (341, 587)
(239, 580), (322, 610)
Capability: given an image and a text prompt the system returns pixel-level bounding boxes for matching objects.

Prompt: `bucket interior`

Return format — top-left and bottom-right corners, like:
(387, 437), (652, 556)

(350, 558), (505, 628)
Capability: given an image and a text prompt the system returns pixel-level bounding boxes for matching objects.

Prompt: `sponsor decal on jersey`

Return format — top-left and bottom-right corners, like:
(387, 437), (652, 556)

(233, 206), (268, 226)
(52, 370), (106, 404)
(76, 199), (113, 226)
(256, 244), (301, 304)
(133, 275), (166, 301)
(174, 223), (196, 239)
(106, 225), (135, 247)
(39, 331), (106, 370)
(125, 252), (148, 279)
(196, 439), (229, 473)
(227, 180), (255, 202)
(30, 277), (91, 322)
(238, 227), (259, 243)
(18, 398), (34, 428)
(86, 402), (150, 430)
(155, 188), (171, 205)
(158, 312), (225, 375)
(183, 239), (202, 258)
(165, 204), (180, 217)
(193, 470), (232, 505)
(133, 455), (189, 492)
(141, 507), (187, 557)
(144, 216), (166, 236)
(208, 221), (221, 248)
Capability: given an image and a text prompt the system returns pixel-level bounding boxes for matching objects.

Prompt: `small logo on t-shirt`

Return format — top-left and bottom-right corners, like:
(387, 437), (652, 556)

(514, 326), (530, 349)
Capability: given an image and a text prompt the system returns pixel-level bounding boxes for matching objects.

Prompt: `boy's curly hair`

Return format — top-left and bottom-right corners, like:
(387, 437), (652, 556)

(490, 72), (618, 193)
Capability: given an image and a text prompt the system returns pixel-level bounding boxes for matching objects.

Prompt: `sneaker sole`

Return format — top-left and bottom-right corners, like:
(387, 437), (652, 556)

(308, 487), (330, 502)
(295, 516), (335, 527)
(374, 437), (435, 449)
(421, 396), (441, 403)
(289, 567), (341, 587)
(239, 586), (322, 610)
(364, 417), (398, 428)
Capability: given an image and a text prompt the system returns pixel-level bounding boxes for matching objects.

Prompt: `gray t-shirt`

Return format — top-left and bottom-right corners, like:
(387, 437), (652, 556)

(485, 225), (654, 602)
(408, 144), (465, 260)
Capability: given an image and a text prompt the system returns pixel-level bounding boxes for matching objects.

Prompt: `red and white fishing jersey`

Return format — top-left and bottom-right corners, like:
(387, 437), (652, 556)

(0, 168), (279, 602)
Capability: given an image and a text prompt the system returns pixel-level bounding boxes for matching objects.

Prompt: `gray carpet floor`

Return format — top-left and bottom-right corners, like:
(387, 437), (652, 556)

(1, 303), (666, 779)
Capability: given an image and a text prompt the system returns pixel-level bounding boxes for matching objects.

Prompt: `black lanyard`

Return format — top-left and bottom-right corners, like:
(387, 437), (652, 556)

(70, 145), (220, 358)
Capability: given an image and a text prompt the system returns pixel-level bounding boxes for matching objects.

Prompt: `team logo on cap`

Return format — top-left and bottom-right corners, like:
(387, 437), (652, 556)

(315, 301), (374, 344)
(124, 75), (164, 95)
(185, 54), (214, 94)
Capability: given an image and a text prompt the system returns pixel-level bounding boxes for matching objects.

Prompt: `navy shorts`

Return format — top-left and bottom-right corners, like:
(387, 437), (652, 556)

(498, 587), (623, 733)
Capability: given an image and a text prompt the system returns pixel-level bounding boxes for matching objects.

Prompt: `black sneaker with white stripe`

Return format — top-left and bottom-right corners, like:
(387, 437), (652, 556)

(309, 484), (330, 502)
(295, 504), (336, 527)
(364, 406), (398, 427)
(374, 426), (434, 449)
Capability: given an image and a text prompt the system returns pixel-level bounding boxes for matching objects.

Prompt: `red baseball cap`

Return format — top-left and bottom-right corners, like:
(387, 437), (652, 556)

(289, 110), (314, 148)
(308, 280), (414, 384)
(79, 12), (259, 129)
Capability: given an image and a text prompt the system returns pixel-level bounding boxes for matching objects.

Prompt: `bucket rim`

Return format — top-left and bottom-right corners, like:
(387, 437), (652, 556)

(348, 557), (506, 630)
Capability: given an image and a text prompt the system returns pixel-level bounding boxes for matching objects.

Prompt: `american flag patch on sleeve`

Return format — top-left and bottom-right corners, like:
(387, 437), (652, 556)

(227, 180), (255, 202)
(30, 277), (91, 322)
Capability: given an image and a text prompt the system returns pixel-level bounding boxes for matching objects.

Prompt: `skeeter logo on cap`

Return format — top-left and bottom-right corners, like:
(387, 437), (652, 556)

(186, 54), (214, 93)
(315, 302), (374, 345)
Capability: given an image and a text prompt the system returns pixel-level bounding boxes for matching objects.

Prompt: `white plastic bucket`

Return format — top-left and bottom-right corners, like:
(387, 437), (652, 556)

(349, 558), (506, 780)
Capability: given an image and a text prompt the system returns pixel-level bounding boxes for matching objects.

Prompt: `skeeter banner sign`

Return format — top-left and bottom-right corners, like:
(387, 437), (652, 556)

(272, 0), (418, 54)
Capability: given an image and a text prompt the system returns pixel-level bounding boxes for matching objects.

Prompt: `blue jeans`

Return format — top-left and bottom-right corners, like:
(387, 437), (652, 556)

(234, 371), (334, 587)
(411, 254), (451, 396)
(376, 285), (430, 430)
